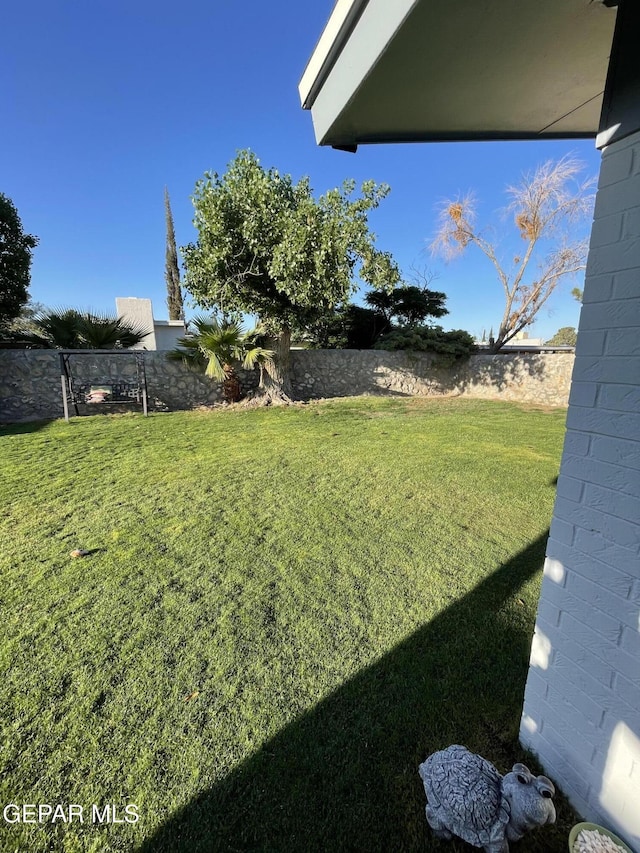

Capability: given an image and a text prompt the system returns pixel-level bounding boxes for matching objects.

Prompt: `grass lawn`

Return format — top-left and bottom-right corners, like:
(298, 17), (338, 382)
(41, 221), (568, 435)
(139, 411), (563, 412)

(0, 397), (575, 852)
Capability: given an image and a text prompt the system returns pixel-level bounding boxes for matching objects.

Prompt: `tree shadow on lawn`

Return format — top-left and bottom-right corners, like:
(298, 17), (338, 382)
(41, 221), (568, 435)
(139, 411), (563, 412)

(138, 529), (576, 853)
(0, 417), (56, 435)
(449, 352), (552, 395)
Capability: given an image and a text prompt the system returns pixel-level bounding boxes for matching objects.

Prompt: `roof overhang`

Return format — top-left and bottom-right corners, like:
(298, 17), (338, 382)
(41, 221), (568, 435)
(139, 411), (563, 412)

(299, 0), (618, 149)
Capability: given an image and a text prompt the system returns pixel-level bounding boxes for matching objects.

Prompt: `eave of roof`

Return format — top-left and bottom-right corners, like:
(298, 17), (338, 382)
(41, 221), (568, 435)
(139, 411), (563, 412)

(300, 0), (618, 149)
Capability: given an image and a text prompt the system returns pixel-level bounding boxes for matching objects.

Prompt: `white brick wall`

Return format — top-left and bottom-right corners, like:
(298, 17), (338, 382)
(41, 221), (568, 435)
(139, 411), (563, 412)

(520, 129), (640, 853)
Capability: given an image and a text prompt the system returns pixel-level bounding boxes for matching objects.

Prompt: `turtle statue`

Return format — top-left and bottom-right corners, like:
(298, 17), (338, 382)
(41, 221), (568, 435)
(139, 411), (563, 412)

(418, 745), (556, 852)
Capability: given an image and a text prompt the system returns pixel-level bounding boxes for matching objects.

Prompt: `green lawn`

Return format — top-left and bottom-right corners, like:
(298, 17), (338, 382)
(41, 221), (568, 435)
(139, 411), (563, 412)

(0, 397), (575, 852)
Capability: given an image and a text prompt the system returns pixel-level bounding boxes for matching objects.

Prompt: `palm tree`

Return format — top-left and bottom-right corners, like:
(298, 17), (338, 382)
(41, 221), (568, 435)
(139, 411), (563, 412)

(19, 308), (149, 349)
(168, 317), (274, 403)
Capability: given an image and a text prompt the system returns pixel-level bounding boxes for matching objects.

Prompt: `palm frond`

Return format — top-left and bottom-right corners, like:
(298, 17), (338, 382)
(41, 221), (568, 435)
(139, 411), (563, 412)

(166, 337), (208, 371)
(190, 315), (222, 336)
(32, 308), (84, 348)
(167, 317), (272, 394)
(203, 352), (227, 381)
(30, 308), (149, 349)
(241, 345), (274, 370)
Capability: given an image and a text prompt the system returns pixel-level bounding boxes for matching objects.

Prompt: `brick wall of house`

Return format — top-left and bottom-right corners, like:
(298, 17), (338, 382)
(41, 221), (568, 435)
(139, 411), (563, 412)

(520, 130), (640, 852)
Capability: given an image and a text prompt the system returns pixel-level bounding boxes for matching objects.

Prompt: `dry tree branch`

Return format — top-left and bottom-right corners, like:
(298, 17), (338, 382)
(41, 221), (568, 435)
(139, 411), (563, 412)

(430, 155), (593, 350)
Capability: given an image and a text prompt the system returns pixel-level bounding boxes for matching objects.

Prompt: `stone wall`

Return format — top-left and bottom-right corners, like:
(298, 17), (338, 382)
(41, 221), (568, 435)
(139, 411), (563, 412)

(0, 348), (573, 424)
(290, 349), (574, 407)
(0, 350), (258, 423)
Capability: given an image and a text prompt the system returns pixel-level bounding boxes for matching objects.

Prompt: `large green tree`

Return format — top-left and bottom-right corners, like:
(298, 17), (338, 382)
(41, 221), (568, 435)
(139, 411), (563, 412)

(182, 150), (398, 402)
(164, 188), (184, 321)
(546, 326), (577, 347)
(365, 285), (448, 329)
(0, 193), (38, 329)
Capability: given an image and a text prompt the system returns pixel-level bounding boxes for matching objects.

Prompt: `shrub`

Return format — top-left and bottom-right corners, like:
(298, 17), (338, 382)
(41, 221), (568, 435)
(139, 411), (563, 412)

(374, 326), (476, 365)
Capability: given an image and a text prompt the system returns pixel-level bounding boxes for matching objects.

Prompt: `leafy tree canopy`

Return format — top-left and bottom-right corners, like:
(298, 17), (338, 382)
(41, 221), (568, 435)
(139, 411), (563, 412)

(546, 326), (577, 347)
(365, 284), (448, 328)
(5, 299), (47, 334)
(0, 193), (38, 328)
(374, 326), (476, 363)
(182, 150), (399, 336)
(304, 304), (388, 350)
(305, 268), (450, 350)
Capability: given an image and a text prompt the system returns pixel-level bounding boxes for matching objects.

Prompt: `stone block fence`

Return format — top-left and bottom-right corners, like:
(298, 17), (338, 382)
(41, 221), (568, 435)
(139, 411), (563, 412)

(0, 348), (574, 424)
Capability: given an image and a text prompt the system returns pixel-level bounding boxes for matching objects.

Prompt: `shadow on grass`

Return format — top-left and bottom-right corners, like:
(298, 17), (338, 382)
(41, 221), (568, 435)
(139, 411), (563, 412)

(0, 418), (56, 435)
(138, 530), (573, 852)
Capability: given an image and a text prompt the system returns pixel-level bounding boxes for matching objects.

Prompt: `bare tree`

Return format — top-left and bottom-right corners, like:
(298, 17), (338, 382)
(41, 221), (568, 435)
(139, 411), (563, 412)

(430, 156), (594, 352)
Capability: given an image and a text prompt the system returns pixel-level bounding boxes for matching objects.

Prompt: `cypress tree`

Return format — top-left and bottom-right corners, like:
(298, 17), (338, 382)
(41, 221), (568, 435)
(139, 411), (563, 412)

(165, 188), (184, 320)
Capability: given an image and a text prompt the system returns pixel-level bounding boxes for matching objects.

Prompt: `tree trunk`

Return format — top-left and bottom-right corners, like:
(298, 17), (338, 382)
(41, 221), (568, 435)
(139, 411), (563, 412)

(253, 327), (293, 405)
(488, 325), (510, 352)
(222, 366), (241, 403)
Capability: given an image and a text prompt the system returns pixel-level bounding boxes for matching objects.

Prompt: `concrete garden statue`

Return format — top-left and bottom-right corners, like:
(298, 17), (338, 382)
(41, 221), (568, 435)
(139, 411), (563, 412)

(419, 745), (556, 852)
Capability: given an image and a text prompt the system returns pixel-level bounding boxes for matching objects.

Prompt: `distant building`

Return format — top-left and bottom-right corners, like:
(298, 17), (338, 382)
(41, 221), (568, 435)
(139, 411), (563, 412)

(116, 297), (186, 351)
(474, 331), (558, 350)
(501, 332), (545, 348)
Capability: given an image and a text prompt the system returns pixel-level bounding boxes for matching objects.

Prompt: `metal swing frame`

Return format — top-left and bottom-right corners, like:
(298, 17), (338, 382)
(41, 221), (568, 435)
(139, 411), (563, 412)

(59, 349), (149, 421)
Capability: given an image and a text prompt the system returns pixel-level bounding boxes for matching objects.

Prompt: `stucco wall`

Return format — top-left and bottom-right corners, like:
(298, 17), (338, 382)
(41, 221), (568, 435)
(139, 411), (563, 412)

(520, 129), (640, 853)
(115, 297), (157, 350)
(0, 349), (573, 423)
(154, 323), (187, 351)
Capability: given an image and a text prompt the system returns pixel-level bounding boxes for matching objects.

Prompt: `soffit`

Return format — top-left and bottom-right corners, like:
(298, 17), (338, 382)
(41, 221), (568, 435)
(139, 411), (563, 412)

(301, 0), (618, 147)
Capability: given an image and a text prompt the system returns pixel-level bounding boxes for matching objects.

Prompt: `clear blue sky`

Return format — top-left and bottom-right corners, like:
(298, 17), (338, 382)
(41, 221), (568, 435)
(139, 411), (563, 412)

(2, 0), (602, 341)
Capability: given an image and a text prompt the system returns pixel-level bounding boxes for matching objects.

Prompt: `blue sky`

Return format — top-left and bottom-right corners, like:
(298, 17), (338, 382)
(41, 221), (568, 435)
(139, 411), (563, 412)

(2, 0), (602, 341)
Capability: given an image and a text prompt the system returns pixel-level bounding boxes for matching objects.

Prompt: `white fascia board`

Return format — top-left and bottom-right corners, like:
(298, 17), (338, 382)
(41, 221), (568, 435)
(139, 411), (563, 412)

(303, 0), (419, 145)
(299, 0), (367, 110)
